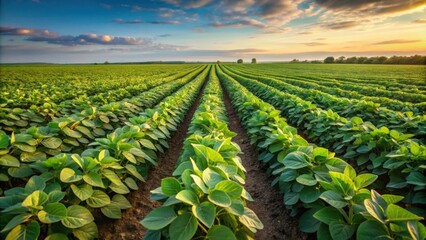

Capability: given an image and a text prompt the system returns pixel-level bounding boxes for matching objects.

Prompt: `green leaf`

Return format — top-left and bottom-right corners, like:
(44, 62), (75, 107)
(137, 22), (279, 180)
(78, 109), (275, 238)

(14, 143), (36, 153)
(161, 177), (182, 196)
(169, 213), (197, 240)
(61, 205), (94, 229)
(329, 171), (355, 197)
(313, 207), (344, 225)
(283, 151), (310, 169)
(320, 190), (348, 208)
(72, 222), (98, 240)
(47, 191), (65, 203)
(140, 206), (177, 230)
(407, 221), (426, 240)
(0, 132), (10, 148)
(386, 204), (423, 222)
(239, 207), (264, 232)
(101, 203), (122, 219)
(62, 127), (83, 138)
(86, 190), (111, 208)
(208, 190), (231, 207)
(203, 168), (223, 189)
(22, 190), (48, 208)
(6, 221), (40, 240)
(364, 199), (385, 224)
(407, 172), (426, 187)
(111, 194), (132, 209)
(356, 145), (372, 153)
(1, 213), (32, 233)
(0, 154), (20, 167)
(207, 225), (237, 240)
(192, 201), (215, 228)
(296, 174), (318, 186)
(329, 222), (356, 240)
(139, 139), (156, 150)
(37, 203), (67, 223)
(284, 192), (299, 205)
(125, 164), (145, 182)
(42, 137), (62, 149)
(125, 177), (138, 190)
(60, 168), (83, 183)
(300, 187), (321, 203)
(300, 208), (321, 233)
(20, 151), (46, 162)
(176, 190), (199, 206)
(214, 180), (243, 199)
(191, 174), (208, 194)
(24, 175), (46, 193)
(355, 174), (378, 190)
(45, 233), (69, 240)
(71, 184), (93, 201)
(83, 172), (105, 188)
(357, 220), (390, 240)
(192, 144), (225, 163)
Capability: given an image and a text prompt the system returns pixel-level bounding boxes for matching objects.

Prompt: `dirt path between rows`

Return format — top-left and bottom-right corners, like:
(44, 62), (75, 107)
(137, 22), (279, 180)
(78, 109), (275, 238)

(221, 84), (307, 240)
(98, 77), (209, 240)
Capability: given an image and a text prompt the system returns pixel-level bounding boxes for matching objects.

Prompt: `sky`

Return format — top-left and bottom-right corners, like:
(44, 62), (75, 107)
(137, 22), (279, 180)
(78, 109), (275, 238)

(0, 0), (425, 63)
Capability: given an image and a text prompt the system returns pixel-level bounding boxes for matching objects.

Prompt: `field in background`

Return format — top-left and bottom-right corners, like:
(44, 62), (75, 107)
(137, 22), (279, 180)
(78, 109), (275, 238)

(0, 63), (425, 240)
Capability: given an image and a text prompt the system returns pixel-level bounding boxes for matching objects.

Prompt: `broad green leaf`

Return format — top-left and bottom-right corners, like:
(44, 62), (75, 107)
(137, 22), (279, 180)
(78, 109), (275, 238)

(37, 203), (67, 223)
(83, 172), (105, 188)
(192, 201), (215, 228)
(320, 190), (347, 209)
(161, 177), (182, 196)
(227, 199), (245, 216)
(101, 203), (121, 219)
(0, 132), (10, 148)
(86, 190), (111, 208)
(22, 190), (48, 208)
(72, 222), (98, 240)
(207, 225), (237, 240)
(14, 143), (36, 153)
(176, 190), (199, 206)
(125, 177), (138, 190)
(355, 174), (378, 190)
(407, 221), (426, 240)
(61, 205), (94, 229)
(283, 151), (310, 169)
(45, 233), (69, 240)
(239, 207), (264, 232)
(300, 187), (321, 203)
(42, 137), (62, 149)
(6, 221), (40, 240)
(208, 190), (231, 207)
(62, 127), (82, 138)
(296, 174), (317, 186)
(0, 154), (20, 167)
(214, 180), (243, 199)
(47, 190), (65, 203)
(71, 184), (93, 201)
(60, 168), (83, 183)
(191, 174), (208, 194)
(140, 206), (177, 230)
(203, 168), (223, 189)
(1, 213), (32, 233)
(109, 182), (130, 194)
(284, 192), (299, 205)
(169, 213), (197, 240)
(329, 171), (355, 197)
(192, 144), (225, 163)
(386, 204), (423, 222)
(139, 139), (156, 150)
(357, 220), (390, 240)
(111, 194), (132, 209)
(125, 164), (145, 181)
(300, 208), (321, 233)
(329, 222), (356, 240)
(20, 151), (46, 162)
(407, 172), (426, 187)
(24, 175), (46, 193)
(364, 199), (385, 224)
(313, 207), (344, 225)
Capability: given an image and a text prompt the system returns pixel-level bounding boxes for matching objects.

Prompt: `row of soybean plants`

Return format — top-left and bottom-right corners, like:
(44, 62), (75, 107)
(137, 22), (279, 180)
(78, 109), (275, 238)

(0, 66), (209, 240)
(217, 65), (426, 240)
(223, 65), (426, 135)
(230, 64), (424, 113)
(0, 65), (203, 132)
(218, 64), (426, 211)
(0, 65), (208, 187)
(141, 65), (263, 240)
(0, 64), (196, 109)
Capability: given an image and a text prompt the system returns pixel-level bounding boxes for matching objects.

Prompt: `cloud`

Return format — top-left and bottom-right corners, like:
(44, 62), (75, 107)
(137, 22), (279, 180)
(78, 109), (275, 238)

(209, 19), (266, 28)
(163, 0), (213, 9)
(100, 3), (111, 9)
(132, 5), (142, 12)
(192, 27), (206, 33)
(114, 19), (142, 24)
(298, 31), (313, 35)
(304, 42), (327, 46)
(158, 34), (172, 37)
(158, 8), (186, 18)
(321, 21), (359, 29)
(412, 19), (426, 23)
(0, 26), (180, 47)
(148, 21), (180, 25)
(373, 39), (422, 45)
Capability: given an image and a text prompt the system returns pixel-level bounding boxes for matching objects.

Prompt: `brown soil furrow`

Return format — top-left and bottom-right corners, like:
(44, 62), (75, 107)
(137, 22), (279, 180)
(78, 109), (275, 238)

(221, 83), (307, 240)
(98, 75), (209, 240)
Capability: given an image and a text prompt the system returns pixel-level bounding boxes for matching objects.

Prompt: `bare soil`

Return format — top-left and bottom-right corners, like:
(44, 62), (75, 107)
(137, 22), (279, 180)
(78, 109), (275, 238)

(98, 78), (208, 240)
(221, 84), (307, 240)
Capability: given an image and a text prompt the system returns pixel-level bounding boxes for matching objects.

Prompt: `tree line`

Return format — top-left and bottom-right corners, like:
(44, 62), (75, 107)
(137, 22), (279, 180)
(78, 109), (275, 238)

(323, 55), (425, 65)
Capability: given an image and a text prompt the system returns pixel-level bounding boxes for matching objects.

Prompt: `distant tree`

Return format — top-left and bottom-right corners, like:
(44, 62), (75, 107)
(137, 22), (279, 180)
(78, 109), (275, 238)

(217, 60), (221, 64)
(94, 63), (98, 65)
(237, 59), (243, 64)
(356, 57), (368, 64)
(346, 57), (357, 64)
(290, 59), (299, 63)
(251, 58), (257, 64)
(324, 56), (335, 63)
(104, 61), (109, 64)
(336, 56), (346, 63)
